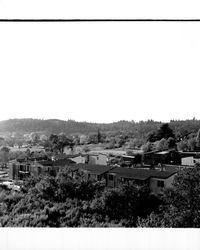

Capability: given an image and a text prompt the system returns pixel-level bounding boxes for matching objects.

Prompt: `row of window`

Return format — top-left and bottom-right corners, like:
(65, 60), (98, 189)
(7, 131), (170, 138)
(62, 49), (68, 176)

(108, 174), (165, 188)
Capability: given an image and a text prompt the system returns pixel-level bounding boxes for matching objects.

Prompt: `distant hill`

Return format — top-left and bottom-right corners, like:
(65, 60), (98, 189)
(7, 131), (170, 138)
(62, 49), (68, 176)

(0, 118), (160, 136)
(0, 118), (200, 139)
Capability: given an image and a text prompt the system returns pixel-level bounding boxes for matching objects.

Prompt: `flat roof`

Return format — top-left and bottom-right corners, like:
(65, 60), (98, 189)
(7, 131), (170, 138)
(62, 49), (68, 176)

(88, 152), (108, 156)
(32, 158), (76, 167)
(108, 167), (177, 180)
(179, 151), (200, 155)
(66, 154), (86, 158)
(52, 158), (76, 166)
(121, 155), (135, 159)
(155, 151), (170, 155)
(76, 163), (115, 175)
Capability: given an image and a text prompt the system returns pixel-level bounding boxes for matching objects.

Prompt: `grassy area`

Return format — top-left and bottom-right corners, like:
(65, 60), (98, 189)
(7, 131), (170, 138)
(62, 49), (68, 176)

(71, 143), (142, 155)
(9, 146), (44, 152)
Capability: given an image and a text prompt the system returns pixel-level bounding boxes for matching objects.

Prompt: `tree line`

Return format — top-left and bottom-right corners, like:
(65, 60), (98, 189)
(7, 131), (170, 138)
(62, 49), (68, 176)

(1, 118), (200, 140)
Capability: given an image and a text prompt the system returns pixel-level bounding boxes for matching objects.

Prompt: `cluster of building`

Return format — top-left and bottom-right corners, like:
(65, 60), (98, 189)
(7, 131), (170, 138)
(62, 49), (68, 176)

(6, 149), (185, 195)
(6, 144), (200, 195)
(70, 164), (177, 195)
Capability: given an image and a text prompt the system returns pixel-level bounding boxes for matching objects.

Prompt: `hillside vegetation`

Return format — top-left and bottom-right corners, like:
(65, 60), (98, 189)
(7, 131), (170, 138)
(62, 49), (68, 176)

(0, 118), (200, 140)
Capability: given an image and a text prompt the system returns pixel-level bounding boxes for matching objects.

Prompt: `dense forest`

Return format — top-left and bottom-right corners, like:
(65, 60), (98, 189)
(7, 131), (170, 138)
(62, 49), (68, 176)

(1, 118), (200, 140)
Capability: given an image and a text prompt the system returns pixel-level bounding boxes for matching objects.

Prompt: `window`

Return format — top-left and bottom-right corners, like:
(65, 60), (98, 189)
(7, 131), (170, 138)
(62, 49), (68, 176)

(108, 174), (114, 181)
(157, 180), (164, 188)
(20, 165), (30, 172)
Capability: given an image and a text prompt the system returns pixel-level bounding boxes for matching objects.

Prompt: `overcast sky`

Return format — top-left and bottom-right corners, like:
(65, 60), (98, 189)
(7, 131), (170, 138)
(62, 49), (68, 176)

(0, 0), (200, 19)
(0, 2), (200, 123)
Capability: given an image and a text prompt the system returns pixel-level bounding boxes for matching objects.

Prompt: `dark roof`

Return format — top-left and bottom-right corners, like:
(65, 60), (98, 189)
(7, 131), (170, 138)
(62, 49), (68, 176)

(155, 151), (170, 155)
(52, 154), (87, 160)
(36, 160), (53, 166)
(180, 154), (200, 159)
(53, 154), (68, 160)
(179, 151), (200, 156)
(76, 163), (115, 175)
(108, 167), (177, 180)
(52, 158), (76, 166)
(17, 155), (48, 163)
(65, 154), (86, 158)
(88, 152), (107, 157)
(144, 150), (160, 155)
(121, 155), (135, 159)
(36, 158), (76, 167)
(16, 158), (29, 163)
(144, 149), (176, 156)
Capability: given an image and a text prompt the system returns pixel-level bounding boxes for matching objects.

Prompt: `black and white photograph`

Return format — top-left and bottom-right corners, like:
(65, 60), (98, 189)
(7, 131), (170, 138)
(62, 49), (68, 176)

(0, 1), (200, 249)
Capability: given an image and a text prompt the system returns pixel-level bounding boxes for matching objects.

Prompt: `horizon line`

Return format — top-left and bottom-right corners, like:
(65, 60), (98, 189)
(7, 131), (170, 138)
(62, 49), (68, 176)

(0, 117), (198, 124)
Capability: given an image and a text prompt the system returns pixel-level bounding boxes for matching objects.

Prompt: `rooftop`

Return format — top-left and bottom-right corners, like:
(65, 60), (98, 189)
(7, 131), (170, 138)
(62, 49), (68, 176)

(108, 167), (177, 180)
(155, 151), (170, 155)
(13, 158), (76, 167)
(179, 151), (200, 156)
(37, 158), (76, 167)
(76, 163), (115, 175)
(52, 158), (76, 166)
(121, 155), (135, 159)
(66, 154), (86, 158)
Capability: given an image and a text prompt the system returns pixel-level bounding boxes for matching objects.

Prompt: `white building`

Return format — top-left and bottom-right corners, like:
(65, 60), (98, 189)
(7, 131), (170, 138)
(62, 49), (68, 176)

(181, 156), (200, 166)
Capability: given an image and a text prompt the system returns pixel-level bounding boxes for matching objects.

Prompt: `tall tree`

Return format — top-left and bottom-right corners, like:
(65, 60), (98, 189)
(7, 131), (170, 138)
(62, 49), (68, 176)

(97, 129), (101, 143)
(187, 137), (197, 151)
(196, 128), (200, 147)
(177, 140), (188, 151)
(157, 123), (175, 140)
(48, 134), (74, 154)
(155, 138), (168, 151)
(0, 146), (10, 167)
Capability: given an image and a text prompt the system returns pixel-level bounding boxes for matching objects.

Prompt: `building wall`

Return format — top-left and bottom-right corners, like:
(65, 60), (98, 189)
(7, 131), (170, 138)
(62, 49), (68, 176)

(79, 169), (97, 181)
(107, 173), (148, 188)
(8, 162), (14, 179)
(64, 146), (83, 155)
(193, 158), (200, 165)
(107, 171), (176, 194)
(88, 154), (108, 165)
(70, 155), (86, 164)
(149, 174), (176, 194)
(181, 156), (194, 166)
(107, 173), (117, 187)
(30, 163), (45, 176)
(9, 161), (56, 180)
(9, 162), (19, 180)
